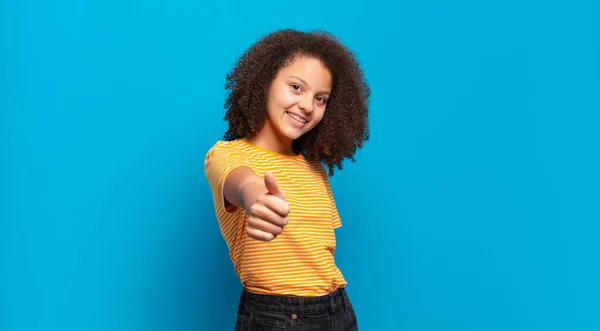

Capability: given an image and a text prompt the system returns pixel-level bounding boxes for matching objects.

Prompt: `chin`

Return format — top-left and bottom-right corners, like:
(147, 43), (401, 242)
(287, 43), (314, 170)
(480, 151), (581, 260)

(278, 123), (309, 140)
(281, 129), (304, 140)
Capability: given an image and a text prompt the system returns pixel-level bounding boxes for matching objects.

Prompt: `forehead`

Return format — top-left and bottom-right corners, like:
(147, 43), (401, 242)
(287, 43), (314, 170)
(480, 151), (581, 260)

(278, 56), (332, 88)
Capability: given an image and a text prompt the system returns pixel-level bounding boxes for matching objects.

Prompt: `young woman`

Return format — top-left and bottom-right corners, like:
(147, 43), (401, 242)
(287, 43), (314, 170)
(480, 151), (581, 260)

(204, 29), (370, 330)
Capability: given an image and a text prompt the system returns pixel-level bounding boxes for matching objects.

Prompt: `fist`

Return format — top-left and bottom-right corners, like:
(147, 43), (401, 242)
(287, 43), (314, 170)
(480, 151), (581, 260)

(246, 171), (290, 241)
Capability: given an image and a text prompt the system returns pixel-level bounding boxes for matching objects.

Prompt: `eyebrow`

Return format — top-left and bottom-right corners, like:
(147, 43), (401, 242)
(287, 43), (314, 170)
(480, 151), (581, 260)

(290, 76), (331, 95)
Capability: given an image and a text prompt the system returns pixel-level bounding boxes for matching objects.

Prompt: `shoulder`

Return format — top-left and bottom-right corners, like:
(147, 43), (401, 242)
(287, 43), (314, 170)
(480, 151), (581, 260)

(205, 139), (246, 159)
(203, 139), (253, 176)
(303, 159), (328, 181)
(207, 139), (245, 151)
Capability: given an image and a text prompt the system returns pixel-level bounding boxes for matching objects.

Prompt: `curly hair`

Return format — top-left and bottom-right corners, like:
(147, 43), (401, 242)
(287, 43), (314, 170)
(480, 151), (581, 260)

(223, 29), (370, 176)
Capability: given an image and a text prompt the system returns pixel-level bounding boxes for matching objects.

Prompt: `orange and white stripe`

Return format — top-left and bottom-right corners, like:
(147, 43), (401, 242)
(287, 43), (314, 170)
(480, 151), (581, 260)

(204, 138), (346, 297)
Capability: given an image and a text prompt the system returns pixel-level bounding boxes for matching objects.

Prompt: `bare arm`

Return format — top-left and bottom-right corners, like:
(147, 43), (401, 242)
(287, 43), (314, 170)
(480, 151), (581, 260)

(223, 166), (266, 212)
(223, 167), (290, 241)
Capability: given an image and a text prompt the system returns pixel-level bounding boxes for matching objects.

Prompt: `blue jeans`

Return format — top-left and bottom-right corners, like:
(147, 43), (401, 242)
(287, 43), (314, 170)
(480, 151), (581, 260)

(235, 287), (359, 330)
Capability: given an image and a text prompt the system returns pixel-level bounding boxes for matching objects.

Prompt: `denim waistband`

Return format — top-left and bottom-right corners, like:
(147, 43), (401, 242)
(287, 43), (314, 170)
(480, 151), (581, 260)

(238, 287), (349, 315)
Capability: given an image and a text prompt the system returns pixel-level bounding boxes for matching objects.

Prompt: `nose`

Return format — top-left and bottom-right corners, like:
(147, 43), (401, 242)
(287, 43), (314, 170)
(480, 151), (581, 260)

(298, 94), (314, 114)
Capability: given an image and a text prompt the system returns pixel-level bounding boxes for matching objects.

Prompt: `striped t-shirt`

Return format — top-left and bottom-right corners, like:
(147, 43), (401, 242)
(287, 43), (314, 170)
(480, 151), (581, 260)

(204, 138), (346, 297)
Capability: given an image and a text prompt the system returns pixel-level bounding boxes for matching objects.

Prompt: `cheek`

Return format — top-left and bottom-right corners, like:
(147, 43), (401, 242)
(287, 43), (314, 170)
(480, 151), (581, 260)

(279, 91), (298, 109)
(309, 109), (326, 127)
(316, 111), (325, 123)
(267, 90), (294, 114)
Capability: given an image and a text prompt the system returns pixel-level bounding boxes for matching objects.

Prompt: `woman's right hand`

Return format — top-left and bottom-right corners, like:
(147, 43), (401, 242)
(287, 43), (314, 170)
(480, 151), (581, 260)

(244, 171), (291, 241)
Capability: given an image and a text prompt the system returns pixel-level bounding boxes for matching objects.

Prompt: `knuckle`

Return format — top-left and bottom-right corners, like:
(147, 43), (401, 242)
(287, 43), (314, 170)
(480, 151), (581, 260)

(250, 204), (260, 215)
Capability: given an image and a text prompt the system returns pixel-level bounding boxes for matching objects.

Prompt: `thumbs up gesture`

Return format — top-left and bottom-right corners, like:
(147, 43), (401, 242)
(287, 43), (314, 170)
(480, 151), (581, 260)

(245, 171), (291, 241)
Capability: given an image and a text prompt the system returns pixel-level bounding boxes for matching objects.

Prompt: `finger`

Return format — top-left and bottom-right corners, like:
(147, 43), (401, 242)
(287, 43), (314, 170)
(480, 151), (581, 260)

(246, 225), (277, 242)
(264, 171), (286, 201)
(250, 203), (289, 227)
(247, 217), (284, 236)
(262, 194), (291, 218)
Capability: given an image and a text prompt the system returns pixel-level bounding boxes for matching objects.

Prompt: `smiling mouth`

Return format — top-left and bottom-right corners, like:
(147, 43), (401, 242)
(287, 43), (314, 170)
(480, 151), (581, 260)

(286, 111), (308, 124)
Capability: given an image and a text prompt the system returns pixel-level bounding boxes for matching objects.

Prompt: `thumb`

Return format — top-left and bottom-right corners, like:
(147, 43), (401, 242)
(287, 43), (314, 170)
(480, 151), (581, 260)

(264, 171), (286, 201)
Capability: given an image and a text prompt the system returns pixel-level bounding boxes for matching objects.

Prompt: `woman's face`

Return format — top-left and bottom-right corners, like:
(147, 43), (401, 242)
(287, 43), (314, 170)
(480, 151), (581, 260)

(265, 56), (332, 141)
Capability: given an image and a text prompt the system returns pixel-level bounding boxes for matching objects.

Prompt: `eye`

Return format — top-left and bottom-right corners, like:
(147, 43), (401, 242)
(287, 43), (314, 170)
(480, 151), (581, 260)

(291, 84), (302, 92)
(316, 96), (328, 105)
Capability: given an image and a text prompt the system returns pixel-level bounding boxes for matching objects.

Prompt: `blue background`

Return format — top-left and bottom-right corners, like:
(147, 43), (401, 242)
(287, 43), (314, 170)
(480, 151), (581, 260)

(2, 0), (599, 330)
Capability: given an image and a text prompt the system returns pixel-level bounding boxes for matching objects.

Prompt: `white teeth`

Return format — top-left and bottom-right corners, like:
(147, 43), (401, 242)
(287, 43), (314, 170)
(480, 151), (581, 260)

(287, 112), (307, 123)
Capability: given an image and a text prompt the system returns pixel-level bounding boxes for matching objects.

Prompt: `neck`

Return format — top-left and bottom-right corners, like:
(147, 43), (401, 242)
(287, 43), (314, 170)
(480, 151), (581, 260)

(247, 119), (296, 156)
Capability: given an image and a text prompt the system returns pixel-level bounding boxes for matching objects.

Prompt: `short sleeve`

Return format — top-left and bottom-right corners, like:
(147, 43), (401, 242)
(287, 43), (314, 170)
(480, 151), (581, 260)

(327, 181), (342, 228)
(320, 164), (342, 228)
(204, 141), (251, 213)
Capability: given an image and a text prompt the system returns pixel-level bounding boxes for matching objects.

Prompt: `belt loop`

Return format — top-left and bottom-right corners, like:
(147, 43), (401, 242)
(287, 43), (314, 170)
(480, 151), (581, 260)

(331, 289), (341, 313)
(340, 288), (348, 312)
